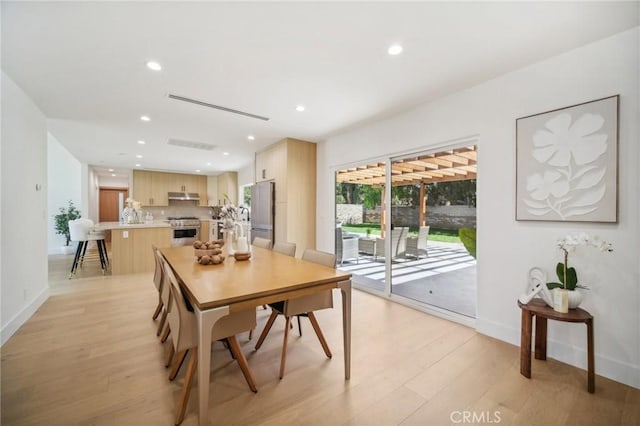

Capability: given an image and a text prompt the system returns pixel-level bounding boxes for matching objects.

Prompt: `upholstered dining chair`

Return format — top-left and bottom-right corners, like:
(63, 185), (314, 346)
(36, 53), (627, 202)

(252, 237), (273, 249)
(151, 245), (164, 321)
(248, 241), (298, 340)
(254, 249), (336, 379)
(161, 256), (258, 425)
(272, 241), (296, 257)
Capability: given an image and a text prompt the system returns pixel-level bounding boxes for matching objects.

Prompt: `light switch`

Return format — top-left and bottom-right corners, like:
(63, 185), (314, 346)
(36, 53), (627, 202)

(123, 230), (129, 238)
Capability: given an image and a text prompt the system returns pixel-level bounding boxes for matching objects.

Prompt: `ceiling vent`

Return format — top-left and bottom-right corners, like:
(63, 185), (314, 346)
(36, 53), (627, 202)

(167, 138), (217, 151)
(168, 94), (270, 121)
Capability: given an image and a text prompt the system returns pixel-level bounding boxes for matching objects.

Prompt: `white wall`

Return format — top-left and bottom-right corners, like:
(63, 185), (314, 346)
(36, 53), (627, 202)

(317, 28), (640, 388)
(97, 175), (128, 188)
(1, 71), (50, 344)
(47, 133), (82, 253)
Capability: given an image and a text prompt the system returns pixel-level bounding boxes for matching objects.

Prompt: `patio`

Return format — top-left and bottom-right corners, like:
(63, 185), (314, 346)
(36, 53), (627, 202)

(338, 240), (477, 318)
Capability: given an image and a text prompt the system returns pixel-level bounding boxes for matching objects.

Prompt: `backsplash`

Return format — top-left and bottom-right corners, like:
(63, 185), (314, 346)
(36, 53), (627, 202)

(144, 205), (215, 220)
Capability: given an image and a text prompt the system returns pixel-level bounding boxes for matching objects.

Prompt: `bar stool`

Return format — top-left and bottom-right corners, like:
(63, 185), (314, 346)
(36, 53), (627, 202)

(68, 218), (109, 278)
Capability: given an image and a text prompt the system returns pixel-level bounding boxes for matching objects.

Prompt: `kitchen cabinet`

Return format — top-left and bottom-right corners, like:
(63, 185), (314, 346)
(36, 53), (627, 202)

(133, 170), (169, 206)
(167, 173), (208, 206)
(133, 170), (207, 206)
(254, 138), (316, 257)
(108, 224), (172, 274)
(200, 220), (210, 242)
(217, 172), (238, 205)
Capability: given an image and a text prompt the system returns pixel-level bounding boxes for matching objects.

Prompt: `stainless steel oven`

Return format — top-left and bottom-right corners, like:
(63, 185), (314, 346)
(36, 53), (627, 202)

(168, 217), (201, 246)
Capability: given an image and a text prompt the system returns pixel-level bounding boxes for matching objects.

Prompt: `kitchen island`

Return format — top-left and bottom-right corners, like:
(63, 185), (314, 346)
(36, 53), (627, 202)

(95, 222), (172, 275)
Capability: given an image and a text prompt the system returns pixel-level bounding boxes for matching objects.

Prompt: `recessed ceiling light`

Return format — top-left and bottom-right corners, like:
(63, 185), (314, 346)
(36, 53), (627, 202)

(295, 105), (305, 112)
(135, 163), (141, 167)
(146, 61), (162, 71)
(206, 162), (211, 166)
(223, 152), (230, 156)
(247, 135), (255, 141)
(111, 174), (116, 177)
(108, 168), (114, 172)
(388, 44), (403, 55)
(136, 154), (143, 158)
(195, 169), (201, 173)
(137, 140), (146, 145)
(140, 115), (151, 122)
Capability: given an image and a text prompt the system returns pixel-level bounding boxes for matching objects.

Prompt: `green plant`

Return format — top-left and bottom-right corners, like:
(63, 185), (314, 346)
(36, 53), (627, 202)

(459, 228), (476, 258)
(54, 200), (81, 246)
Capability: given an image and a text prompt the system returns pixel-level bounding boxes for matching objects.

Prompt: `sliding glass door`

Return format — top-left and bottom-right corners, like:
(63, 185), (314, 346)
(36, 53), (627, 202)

(334, 144), (477, 319)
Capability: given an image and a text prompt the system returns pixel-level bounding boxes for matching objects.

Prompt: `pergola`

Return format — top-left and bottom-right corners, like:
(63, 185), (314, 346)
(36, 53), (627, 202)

(336, 146), (477, 236)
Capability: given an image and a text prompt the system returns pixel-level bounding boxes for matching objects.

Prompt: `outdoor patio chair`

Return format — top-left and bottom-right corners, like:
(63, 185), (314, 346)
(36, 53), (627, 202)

(406, 226), (430, 258)
(375, 226), (408, 260)
(335, 227), (359, 265)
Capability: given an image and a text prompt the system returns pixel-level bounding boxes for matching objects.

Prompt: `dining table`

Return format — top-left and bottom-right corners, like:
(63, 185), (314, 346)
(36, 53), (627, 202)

(160, 245), (353, 425)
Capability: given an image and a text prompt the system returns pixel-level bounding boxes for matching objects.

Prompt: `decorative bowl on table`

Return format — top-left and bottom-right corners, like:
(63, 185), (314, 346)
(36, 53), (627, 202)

(233, 252), (251, 261)
(193, 240), (226, 265)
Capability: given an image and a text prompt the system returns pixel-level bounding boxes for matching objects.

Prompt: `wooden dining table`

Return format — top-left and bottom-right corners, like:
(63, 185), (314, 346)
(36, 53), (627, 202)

(160, 245), (353, 425)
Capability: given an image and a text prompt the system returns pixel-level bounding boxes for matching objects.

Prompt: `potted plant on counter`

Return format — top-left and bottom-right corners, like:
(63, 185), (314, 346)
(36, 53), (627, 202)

(54, 200), (81, 254)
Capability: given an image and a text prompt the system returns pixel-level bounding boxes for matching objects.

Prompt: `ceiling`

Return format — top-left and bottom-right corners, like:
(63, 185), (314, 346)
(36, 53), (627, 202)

(2, 2), (637, 180)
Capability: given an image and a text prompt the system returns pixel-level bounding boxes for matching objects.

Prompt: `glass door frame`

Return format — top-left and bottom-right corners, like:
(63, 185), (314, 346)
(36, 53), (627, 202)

(332, 136), (478, 327)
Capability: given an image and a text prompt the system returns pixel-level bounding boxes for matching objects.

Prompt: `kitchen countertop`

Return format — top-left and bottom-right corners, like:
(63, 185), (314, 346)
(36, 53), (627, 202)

(95, 221), (171, 230)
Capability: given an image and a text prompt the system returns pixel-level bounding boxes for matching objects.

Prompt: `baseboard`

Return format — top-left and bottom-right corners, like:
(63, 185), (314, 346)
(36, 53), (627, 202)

(476, 317), (640, 389)
(1, 287), (50, 346)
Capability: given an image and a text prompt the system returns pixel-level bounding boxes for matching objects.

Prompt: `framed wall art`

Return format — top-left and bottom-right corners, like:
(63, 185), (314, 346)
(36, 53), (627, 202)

(516, 95), (619, 222)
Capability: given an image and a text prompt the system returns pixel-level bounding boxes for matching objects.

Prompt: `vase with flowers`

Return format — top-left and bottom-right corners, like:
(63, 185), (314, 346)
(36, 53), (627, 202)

(219, 197), (239, 249)
(546, 233), (613, 311)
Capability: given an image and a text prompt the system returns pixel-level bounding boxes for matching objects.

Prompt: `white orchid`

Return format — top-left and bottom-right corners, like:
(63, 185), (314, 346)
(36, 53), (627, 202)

(549, 233), (613, 291)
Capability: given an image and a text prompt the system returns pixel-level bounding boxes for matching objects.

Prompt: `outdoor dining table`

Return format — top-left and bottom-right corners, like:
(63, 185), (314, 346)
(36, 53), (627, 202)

(160, 245), (353, 425)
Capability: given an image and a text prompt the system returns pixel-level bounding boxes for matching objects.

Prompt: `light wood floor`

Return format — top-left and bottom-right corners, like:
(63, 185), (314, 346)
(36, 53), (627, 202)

(1, 254), (638, 425)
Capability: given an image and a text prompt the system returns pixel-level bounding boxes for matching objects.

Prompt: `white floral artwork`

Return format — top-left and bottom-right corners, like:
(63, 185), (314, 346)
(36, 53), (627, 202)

(516, 95), (618, 222)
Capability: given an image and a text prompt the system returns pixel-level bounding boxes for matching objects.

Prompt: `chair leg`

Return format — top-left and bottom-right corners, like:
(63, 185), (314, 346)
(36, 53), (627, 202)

(248, 328), (254, 340)
(157, 310), (167, 336)
(175, 351), (198, 425)
(297, 315), (303, 336)
(80, 240), (89, 267)
(279, 316), (291, 379)
(169, 349), (188, 381)
(152, 297), (163, 320)
(254, 310), (279, 350)
(69, 242), (84, 278)
(227, 336), (258, 393)
(160, 323), (171, 343)
(307, 312), (332, 359)
(165, 343), (175, 368)
(96, 241), (106, 273)
(101, 240), (110, 266)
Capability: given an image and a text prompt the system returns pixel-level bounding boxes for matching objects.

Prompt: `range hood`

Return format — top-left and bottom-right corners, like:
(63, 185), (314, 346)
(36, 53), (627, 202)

(168, 192), (200, 201)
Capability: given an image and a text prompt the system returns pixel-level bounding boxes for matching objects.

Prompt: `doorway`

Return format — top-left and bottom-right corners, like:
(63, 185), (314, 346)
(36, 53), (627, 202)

(335, 144), (477, 321)
(99, 187), (128, 241)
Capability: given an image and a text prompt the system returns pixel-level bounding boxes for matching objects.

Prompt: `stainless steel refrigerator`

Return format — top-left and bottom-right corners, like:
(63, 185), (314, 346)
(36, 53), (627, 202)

(250, 181), (275, 244)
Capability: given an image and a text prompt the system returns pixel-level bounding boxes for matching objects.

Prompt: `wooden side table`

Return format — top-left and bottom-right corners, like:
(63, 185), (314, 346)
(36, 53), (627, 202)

(518, 298), (595, 393)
